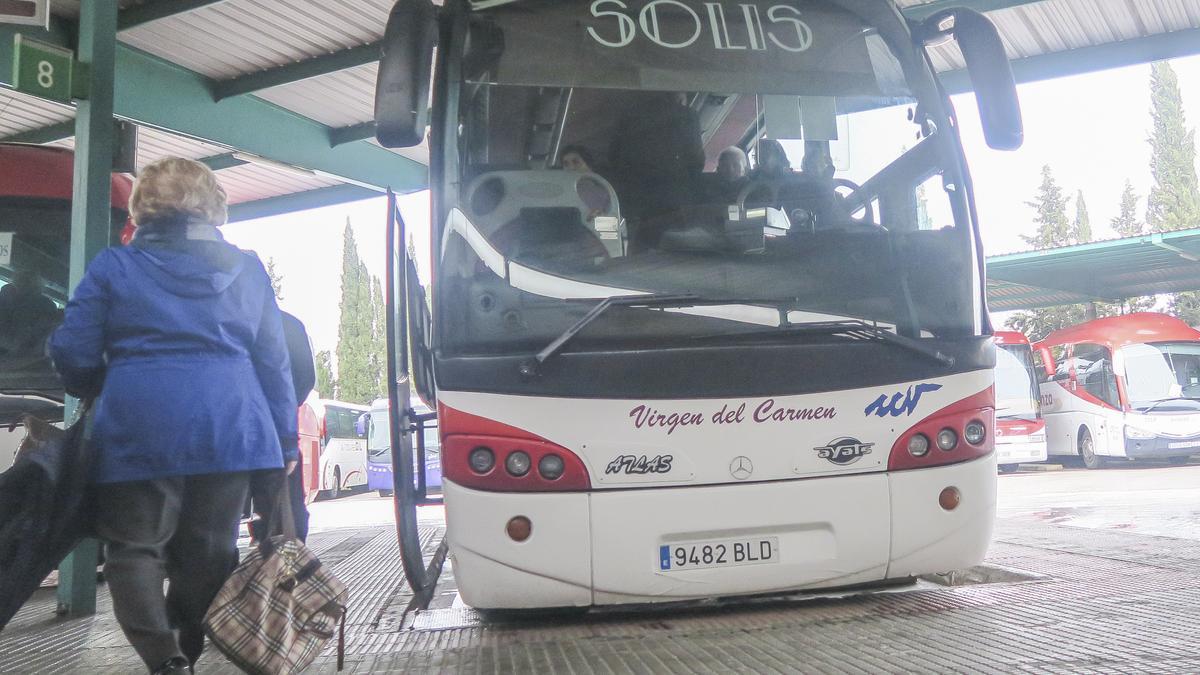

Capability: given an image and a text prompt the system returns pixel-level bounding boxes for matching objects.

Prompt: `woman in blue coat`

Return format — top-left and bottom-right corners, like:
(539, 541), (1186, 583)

(49, 157), (297, 675)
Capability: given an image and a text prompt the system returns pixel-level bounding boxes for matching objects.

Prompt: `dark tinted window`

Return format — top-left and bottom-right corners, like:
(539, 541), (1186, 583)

(1074, 343), (1119, 408)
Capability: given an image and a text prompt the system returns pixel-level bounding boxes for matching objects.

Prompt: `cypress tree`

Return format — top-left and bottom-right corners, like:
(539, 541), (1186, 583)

(315, 350), (335, 399)
(1111, 180), (1143, 237)
(1008, 166), (1110, 338)
(1020, 166), (1072, 248)
(334, 221), (376, 403)
(1147, 61), (1200, 233)
(369, 276), (387, 400)
(1071, 191), (1091, 245)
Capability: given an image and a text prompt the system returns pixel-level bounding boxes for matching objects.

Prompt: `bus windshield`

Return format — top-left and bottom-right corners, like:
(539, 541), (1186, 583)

(439, 0), (972, 358)
(995, 344), (1038, 420)
(367, 409), (390, 457)
(1121, 342), (1200, 408)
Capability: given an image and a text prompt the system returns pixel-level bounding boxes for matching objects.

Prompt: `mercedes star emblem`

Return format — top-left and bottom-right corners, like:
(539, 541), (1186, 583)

(729, 455), (753, 480)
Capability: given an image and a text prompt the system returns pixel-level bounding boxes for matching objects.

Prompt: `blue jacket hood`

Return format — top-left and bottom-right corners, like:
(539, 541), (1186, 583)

(127, 240), (247, 298)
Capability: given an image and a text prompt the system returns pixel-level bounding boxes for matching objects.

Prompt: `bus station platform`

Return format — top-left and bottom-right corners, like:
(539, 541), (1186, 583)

(3, 489), (1200, 674)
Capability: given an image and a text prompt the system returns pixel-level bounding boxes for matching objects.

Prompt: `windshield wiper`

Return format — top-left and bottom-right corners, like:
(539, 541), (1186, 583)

(528, 294), (704, 372)
(695, 319), (955, 367)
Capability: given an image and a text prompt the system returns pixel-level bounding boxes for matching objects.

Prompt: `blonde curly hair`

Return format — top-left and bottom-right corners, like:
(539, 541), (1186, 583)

(130, 157), (228, 227)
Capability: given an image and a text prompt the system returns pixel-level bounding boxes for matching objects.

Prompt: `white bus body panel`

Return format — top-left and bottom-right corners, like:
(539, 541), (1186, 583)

(1040, 380), (1121, 458)
(887, 454), (996, 577)
(444, 455), (994, 608)
(445, 481), (593, 608)
(320, 438), (368, 491)
(440, 370), (991, 488)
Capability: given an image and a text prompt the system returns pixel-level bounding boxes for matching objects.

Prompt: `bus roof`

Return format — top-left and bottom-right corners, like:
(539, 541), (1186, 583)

(993, 330), (1030, 346)
(0, 144), (132, 207)
(313, 399), (370, 412)
(1036, 312), (1200, 351)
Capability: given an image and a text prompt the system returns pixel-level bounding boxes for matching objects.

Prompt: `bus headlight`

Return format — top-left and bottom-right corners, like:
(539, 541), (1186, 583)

(937, 428), (959, 451)
(538, 454), (565, 480)
(964, 420), (987, 445)
(907, 434), (931, 457)
(1125, 426), (1156, 439)
(468, 446), (495, 474)
(505, 450), (532, 477)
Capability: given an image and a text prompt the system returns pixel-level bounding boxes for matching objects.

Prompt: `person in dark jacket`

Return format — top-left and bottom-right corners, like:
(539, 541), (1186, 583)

(249, 311), (315, 542)
(49, 157), (297, 675)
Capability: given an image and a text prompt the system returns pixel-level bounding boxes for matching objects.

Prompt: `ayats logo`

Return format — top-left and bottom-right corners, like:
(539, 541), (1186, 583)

(814, 437), (873, 466)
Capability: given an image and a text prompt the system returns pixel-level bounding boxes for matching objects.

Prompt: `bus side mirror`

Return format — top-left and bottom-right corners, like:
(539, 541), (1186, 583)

(921, 8), (1023, 151)
(375, 0), (438, 148)
(1035, 344), (1056, 378)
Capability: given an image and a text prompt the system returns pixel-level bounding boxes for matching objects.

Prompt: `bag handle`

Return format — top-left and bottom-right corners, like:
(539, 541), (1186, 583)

(258, 470), (297, 557)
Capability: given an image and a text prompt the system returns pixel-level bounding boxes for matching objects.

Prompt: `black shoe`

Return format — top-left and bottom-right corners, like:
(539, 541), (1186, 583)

(151, 656), (191, 675)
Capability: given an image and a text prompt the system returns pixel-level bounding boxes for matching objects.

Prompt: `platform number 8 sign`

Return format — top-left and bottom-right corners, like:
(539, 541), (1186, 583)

(12, 34), (74, 104)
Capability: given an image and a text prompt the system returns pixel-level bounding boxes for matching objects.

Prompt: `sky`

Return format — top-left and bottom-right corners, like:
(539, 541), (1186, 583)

(222, 54), (1200, 358)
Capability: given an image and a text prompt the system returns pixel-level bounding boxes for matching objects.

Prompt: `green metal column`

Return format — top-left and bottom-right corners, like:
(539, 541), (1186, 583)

(57, 0), (119, 618)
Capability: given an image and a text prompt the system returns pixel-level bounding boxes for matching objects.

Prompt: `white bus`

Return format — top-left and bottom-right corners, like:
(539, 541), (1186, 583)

(313, 399), (369, 499)
(994, 331), (1047, 473)
(1037, 313), (1200, 469)
(375, 0), (1022, 608)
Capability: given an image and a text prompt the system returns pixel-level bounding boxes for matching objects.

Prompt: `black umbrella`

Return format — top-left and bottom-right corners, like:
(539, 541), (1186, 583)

(0, 411), (95, 631)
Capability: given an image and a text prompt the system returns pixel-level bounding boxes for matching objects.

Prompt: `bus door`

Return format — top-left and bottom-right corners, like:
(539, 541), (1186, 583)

(386, 189), (441, 598)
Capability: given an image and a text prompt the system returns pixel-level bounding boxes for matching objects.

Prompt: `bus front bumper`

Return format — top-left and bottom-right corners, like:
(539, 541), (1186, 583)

(443, 454), (996, 609)
(366, 462), (392, 491)
(1124, 436), (1200, 459)
(996, 438), (1048, 465)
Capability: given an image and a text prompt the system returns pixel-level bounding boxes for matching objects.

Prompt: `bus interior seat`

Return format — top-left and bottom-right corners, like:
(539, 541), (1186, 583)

(464, 170), (622, 258)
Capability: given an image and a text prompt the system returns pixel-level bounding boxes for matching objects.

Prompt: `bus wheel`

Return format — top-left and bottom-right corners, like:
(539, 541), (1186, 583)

(378, 489), (394, 497)
(1080, 429), (1105, 470)
(329, 467), (343, 500)
(998, 464), (1019, 474)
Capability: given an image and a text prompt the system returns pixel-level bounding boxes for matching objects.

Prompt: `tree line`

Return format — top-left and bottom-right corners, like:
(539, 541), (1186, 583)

(313, 220), (387, 404)
(1007, 61), (1200, 340)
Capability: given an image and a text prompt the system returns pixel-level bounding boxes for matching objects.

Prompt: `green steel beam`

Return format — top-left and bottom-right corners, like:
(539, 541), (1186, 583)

(4, 120), (75, 144)
(199, 152), (249, 171)
(58, 0), (120, 619)
(0, 23), (427, 192)
(902, 0), (1044, 22)
(227, 184), (382, 223)
(939, 28), (1200, 94)
(330, 121), (377, 147)
(117, 0), (229, 32)
(213, 42), (381, 101)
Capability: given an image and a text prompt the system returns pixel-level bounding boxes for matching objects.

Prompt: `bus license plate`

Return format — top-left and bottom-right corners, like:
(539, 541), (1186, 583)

(658, 537), (779, 572)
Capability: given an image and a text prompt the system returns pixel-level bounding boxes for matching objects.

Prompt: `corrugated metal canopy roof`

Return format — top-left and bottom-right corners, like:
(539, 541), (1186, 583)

(987, 229), (1200, 310)
(3, 0), (1200, 220)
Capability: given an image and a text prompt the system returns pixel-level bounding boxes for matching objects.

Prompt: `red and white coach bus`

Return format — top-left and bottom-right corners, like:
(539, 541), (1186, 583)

(1, 144), (132, 468)
(1037, 313), (1200, 469)
(993, 331), (1046, 473)
(375, 0), (1023, 608)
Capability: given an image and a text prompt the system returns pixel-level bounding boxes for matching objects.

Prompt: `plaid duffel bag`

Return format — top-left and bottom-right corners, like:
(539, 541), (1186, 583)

(204, 481), (347, 674)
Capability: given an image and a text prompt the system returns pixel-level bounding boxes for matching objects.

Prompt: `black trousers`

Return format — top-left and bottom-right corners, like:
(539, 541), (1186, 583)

(95, 472), (250, 670)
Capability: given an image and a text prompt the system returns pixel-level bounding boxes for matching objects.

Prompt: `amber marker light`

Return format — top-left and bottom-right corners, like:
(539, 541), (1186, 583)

(506, 516), (532, 542)
(939, 487), (961, 511)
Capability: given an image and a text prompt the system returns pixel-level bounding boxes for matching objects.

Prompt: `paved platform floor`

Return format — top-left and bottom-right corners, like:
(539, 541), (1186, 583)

(3, 467), (1200, 673)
